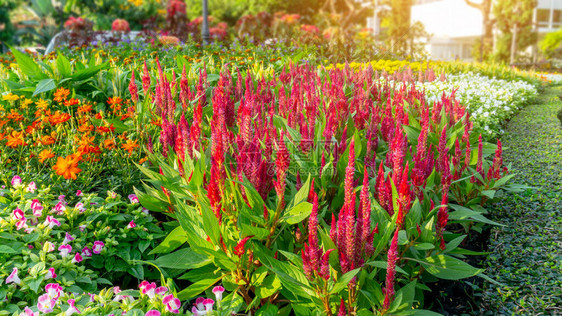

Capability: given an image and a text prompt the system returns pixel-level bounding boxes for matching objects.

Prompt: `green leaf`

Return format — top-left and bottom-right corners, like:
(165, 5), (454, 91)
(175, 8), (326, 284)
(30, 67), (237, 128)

(282, 202), (313, 225)
(56, 52), (71, 77)
(70, 62), (108, 81)
(149, 226), (187, 255)
(177, 276), (222, 300)
(33, 79), (56, 96)
(153, 248), (210, 270)
(420, 255), (483, 280)
(0, 245), (16, 254)
(364, 261), (409, 275)
(10, 46), (47, 80)
(256, 274), (282, 299)
(330, 268), (360, 294)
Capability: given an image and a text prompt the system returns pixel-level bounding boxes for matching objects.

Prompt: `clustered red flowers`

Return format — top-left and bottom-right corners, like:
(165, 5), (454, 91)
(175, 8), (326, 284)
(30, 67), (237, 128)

(111, 19), (130, 32)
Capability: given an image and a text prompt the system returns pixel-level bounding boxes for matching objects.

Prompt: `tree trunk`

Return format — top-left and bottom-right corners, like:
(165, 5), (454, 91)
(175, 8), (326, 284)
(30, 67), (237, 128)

(510, 23), (518, 64)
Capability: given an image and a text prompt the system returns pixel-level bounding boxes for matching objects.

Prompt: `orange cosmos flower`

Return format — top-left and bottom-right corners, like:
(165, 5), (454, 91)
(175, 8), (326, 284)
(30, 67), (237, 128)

(53, 154), (82, 180)
(7, 109), (24, 122)
(5, 131), (26, 148)
(77, 104), (93, 114)
(38, 149), (55, 163)
(35, 99), (49, 110)
(48, 111), (71, 125)
(104, 138), (116, 150)
(53, 87), (70, 103)
(38, 134), (56, 145)
(64, 98), (80, 107)
(121, 138), (138, 155)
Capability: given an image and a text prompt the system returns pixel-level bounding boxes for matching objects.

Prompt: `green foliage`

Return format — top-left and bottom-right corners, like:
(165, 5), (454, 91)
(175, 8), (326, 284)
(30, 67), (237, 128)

(482, 87), (562, 314)
(492, 0), (538, 63)
(539, 28), (562, 58)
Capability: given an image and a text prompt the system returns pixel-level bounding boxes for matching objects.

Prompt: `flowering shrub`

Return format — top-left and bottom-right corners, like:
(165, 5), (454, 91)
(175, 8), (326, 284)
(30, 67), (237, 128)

(417, 72), (538, 137)
(0, 177), (164, 313)
(112, 19), (131, 32)
(133, 63), (518, 314)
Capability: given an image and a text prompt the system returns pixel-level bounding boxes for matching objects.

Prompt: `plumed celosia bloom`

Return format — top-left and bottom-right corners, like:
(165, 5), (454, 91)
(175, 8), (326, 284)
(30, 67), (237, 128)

(92, 241), (104, 254)
(37, 294), (56, 313)
(338, 298), (346, 316)
(6, 267), (21, 285)
(382, 228), (400, 312)
(129, 69), (138, 103)
(65, 299), (80, 315)
(163, 294), (181, 313)
(234, 236), (251, 258)
(142, 61), (151, 96)
(58, 245), (72, 258)
(11, 175), (22, 187)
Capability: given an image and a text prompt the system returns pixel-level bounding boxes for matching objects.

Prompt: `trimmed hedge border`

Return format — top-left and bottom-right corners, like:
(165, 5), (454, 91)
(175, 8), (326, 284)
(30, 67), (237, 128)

(481, 86), (562, 314)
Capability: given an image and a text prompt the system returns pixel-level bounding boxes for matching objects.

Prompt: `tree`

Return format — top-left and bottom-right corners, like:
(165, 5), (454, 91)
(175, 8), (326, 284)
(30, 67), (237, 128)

(385, 0), (414, 57)
(493, 0), (537, 63)
(464, 0), (495, 61)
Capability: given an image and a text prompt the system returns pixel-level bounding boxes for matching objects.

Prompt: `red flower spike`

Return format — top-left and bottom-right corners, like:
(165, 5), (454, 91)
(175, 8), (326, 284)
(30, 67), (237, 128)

(338, 298), (347, 316)
(319, 249), (334, 280)
(128, 69), (138, 103)
(329, 213), (337, 244)
(234, 236), (252, 258)
(142, 61), (151, 95)
(382, 228), (399, 312)
(344, 139), (356, 209)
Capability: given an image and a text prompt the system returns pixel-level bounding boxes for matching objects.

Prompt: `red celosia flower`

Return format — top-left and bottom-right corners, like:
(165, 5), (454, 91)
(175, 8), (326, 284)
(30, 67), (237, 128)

(234, 236), (252, 257)
(382, 228), (399, 312)
(129, 69), (138, 103)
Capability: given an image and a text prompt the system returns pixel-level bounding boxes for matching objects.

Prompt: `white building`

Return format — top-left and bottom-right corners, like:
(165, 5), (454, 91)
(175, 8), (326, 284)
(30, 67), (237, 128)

(410, 0), (562, 60)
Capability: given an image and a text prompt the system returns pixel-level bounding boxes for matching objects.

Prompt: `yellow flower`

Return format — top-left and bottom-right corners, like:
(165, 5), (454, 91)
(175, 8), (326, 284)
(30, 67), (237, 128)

(36, 99), (49, 110)
(21, 98), (33, 109)
(2, 93), (19, 101)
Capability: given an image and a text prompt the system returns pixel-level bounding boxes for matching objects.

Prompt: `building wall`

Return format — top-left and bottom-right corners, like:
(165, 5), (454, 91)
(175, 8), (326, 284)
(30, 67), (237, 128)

(411, 0), (483, 38)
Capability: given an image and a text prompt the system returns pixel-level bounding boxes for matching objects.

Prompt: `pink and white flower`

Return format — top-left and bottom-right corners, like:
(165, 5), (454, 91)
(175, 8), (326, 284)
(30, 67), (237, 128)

(203, 298), (215, 312)
(126, 220), (136, 229)
(6, 267), (21, 285)
(45, 267), (56, 280)
(81, 246), (92, 257)
(163, 294), (181, 313)
(45, 283), (63, 299)
(58, 244), (72, 258)
(45, 216), (61, 229)
(75, 202), (86, 213)
(65, 299), (80, 315)
(20, 307), (39, 316)
(141, 282), (156, 298)
(128, 194), (139, 204)
(78, 224), (87, 232)
(63, 232), (75, 245)
(76, 190), (83, 196)
(11, 175), (22, 188)
(37, 294), (56, 313)
(156, 286), (168, 296)
(145, 311), (160, 316)
(26, 181), (37, 193)
(92, 241), (104, 254)
(212, 285), (225, 302)
(71, 253), (83, 263)
(44, 241), (55, 252)
(53, 202), (66, 215)
(13, 208), (25, 221)
(16, 218), (28, 231)
(31, 199), (43, 217)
